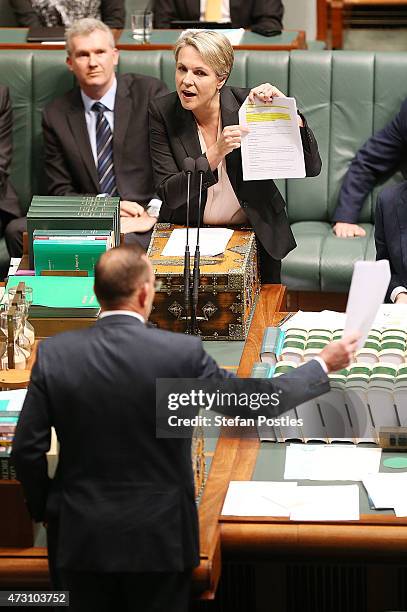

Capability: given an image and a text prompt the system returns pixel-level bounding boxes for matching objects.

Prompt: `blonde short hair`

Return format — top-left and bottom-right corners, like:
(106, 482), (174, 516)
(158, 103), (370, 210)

(174, 30), (234, 80)
(66, 18), (115, 55)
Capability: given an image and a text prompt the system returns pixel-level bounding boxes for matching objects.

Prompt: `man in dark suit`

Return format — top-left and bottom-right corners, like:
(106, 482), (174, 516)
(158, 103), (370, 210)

(333, 98), (407, 239)
(10, 0), (125, 28)
(153, 0), (284, 34)
(12, 243), (358, 611)
(375, 181), (407, 303)
(43, 18), (168, 246)
(0, 84), (24, 275)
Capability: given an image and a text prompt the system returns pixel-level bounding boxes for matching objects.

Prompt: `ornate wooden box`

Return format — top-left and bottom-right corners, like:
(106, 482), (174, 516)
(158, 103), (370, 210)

(147, 224), (260, 340)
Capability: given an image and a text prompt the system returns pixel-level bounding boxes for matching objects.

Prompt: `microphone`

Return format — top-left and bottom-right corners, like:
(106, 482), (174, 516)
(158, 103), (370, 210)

(192, 156), (209, 335)
(182, 157), (195, 333)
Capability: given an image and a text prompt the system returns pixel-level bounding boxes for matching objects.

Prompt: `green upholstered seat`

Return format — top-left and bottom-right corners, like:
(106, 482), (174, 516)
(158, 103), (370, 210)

(0, 49), (405, 290)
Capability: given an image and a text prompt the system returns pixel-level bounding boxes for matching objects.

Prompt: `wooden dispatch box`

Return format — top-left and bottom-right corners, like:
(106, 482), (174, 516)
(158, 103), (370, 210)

(147, 224), (260, 340)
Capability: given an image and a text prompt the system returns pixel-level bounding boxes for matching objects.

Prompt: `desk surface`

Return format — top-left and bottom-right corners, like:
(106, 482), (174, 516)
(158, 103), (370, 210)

(0, 28), (306, 51)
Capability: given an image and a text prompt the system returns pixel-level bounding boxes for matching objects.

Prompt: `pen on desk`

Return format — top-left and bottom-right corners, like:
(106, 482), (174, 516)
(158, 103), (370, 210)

(277, 312), (294, 327)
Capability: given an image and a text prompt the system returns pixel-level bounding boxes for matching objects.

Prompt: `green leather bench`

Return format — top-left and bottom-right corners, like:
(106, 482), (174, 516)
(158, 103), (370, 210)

(0, 50), (405, 294)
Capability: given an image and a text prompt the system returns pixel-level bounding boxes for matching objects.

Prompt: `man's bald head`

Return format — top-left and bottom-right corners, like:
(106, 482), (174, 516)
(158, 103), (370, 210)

(94, 244), (153, 311)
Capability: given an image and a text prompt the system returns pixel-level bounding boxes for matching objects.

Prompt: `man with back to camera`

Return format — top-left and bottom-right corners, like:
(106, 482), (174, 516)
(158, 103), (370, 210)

(13, 18), (169, 254)
(12, 243), (359, 612)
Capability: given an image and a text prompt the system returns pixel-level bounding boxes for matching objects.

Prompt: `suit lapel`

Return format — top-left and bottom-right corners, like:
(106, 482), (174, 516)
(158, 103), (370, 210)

(113, 77), (132, 173)
(67, 88), (99, 191)
(220, 87), (242, 191)
(397, 184), (407, 273)
(174, 98), (202, 159)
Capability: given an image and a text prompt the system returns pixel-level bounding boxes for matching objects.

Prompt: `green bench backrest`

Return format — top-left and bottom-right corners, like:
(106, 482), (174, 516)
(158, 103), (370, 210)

(1, 50), (407, 216)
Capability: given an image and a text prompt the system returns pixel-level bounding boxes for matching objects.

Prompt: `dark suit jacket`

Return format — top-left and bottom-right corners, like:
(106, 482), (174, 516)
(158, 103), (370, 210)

(334, 98), (407, 224)
(10, 0), (125, 28)
(42, 73), (168, 205)
(0, 85), (20, 217)
(149, 88), (322, 260)
(375, 181), (407, 302)
(12, 314), (329, 573)
(153, 0), (283, 32)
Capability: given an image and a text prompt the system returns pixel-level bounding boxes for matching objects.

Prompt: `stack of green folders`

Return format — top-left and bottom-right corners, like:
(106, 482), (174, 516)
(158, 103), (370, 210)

(33, 230), (114, 276)
(27, 195), (120, 268)
(6, 276), (100, 318)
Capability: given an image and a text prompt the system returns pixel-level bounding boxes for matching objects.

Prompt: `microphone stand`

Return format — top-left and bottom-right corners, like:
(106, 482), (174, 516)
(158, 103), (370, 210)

(182, 157), (195, 333)
(192, 156), (209, 335)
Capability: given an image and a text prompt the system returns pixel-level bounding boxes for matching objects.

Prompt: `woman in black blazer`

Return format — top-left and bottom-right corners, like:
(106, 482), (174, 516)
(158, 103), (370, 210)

(149, 30), (321, 283)
(10, 0), (125, 28)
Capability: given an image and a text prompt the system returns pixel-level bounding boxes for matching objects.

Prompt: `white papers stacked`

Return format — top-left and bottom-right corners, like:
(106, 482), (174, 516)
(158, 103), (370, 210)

(363, 473), (407, 517)
(162, 228), (233, 257)
(284, 444), (381, 481)
(280, 310), (346, 332)
(221, 481), (297, 517)
(239, 96), (305, 180)
(221, 480), (360, 521)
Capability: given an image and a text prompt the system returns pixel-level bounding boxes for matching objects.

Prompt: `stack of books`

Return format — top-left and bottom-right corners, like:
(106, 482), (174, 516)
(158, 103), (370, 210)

(0, 390), (26, 479)
(33, 229), (114, 276)
(27, 195), (120, 268)
(6, 276), (100, 318)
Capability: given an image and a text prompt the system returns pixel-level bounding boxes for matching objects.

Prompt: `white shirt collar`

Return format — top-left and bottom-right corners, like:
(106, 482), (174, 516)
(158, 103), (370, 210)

(99, 310), (145, 324)
(81, 77), (117, 113)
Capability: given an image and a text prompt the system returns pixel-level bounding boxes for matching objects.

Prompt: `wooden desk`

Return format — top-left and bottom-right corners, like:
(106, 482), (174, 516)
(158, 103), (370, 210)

(0, 28), (306, 51)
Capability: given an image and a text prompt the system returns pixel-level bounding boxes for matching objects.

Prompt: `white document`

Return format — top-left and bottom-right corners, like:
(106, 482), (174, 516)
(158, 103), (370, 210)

(290, 485), (360, 521)
(284, 444), (381, 481)
(280, 310), (346, 332)
(373, 303), (407, 330)
(213, 28), (244, 45)
(0, 389), (27, 412)
(239, 96), (305, 180)
(161, 228), (233, 257)
(344, 260), (391, 349)
(363, 473), (407, 510)
(221, 480), (298, 517)
(7, 257), (21, 277)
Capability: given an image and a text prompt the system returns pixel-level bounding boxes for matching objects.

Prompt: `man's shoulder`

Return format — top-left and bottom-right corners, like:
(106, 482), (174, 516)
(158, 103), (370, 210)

(43, 87), (79, 116)
(148, 325), (202, 352)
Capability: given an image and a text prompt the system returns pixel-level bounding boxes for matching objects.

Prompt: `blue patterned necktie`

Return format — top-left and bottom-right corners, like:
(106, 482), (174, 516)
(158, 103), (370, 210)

(92, 101), (118, 196)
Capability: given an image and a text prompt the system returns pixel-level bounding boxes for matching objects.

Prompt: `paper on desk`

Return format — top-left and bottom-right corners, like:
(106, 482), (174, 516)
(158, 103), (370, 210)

(290, 485), (359, 521)
(279, 310), (346, 332)
(239, 96), (305, 180)
(162, 228), (233, 257)
(363, 473), (407, 510)
(284, 444), (381, 481)
(373, 303), (407, 330)
(344, 260), (391, 349)
(212, 28), (244, 45)
(221, 480), (298, 517)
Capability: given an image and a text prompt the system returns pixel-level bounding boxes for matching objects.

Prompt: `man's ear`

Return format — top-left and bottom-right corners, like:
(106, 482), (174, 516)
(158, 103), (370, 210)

(66, 56), (73, 72)
(113, 48), (119, 67)
(138, 282), (149, 310)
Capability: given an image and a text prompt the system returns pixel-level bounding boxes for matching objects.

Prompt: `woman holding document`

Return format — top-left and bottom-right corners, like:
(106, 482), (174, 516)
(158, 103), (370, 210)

(148, 30), (321, 282)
